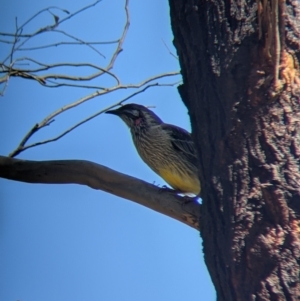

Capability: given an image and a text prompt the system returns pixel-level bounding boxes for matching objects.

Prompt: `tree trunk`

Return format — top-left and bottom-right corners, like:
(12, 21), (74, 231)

(169, 0), (300, 300)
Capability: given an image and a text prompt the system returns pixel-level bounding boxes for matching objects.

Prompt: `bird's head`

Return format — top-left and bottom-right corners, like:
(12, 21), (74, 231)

(105, 103), (163, 130)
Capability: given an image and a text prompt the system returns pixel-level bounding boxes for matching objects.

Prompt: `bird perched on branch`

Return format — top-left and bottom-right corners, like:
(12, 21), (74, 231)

(106, 103), (200, 195)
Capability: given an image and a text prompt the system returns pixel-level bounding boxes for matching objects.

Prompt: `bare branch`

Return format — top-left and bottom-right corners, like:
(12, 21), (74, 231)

(37, 71), (179, 125)
(55, 0), (101, 27)
(8, 17), (20, 64)
(106, 0), (130, 71)
(0, 0), (130, 90)
(51, 29), (105, 58)
(2, 59), (121, 85)
(0, 74), (9, 96)
(0, 155), (201, 230)
(18, 40), (119, 51)
(9, 79), (180, 157)
(0, 1), (104, 64)
(162, 39), (179, 60)
(18, 6), (69, 31)
(0, 38), (14, 44)
(3, 0), (182, 162)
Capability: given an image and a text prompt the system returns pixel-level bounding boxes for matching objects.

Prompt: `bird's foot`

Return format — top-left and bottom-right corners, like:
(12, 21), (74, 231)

(160, 186), (199, 202)
(181, 195), (199, 204)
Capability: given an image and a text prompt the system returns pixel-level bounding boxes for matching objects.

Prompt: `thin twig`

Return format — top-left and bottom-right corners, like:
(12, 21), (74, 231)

(4, 0), (182, 158)
(52, 29), (105, 58)
(9, 17), (19, 64)
(0, 1), (128, 90)
(0, 38), (15, 44)
(56, 0), (101, 27)
(106, 0), (130, 71)
(1, 1), (103, 64)
(9, 80), (180, 157)
(162, 39), (178, 60)
(18, 40), (119, 51)
(0, 74), (9, 96)
(19, 6), (69, 31)
(37, 71), (179, 127)
(41, 81), (106, 89)
(0, 32), (32, 38)
(3, 59), (121, 85)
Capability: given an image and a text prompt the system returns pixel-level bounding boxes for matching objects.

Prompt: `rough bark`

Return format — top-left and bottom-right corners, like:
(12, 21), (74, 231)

(169, 0), (300, 300)
(0, 156), (200, 230)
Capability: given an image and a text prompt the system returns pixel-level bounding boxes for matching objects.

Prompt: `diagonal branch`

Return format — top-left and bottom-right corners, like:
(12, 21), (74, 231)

(0, 155), (201, 230)
(9, 73), (180, 158)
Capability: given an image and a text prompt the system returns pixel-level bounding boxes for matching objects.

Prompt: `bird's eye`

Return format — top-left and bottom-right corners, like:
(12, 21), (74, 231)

(132, 110), (139, 117)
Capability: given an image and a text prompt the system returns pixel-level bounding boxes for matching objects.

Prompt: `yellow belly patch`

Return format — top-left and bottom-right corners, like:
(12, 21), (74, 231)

(158, 168), (200, 195)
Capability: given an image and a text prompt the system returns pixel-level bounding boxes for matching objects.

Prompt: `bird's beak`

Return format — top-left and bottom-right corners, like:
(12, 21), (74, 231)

(105, 108), (121, 116)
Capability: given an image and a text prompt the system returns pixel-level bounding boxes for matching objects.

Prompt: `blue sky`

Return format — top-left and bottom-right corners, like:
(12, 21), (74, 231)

(0, 1), (216, 300)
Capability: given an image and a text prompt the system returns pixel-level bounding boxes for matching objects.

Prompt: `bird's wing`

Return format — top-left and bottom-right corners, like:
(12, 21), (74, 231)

(161, 123), (198, 162)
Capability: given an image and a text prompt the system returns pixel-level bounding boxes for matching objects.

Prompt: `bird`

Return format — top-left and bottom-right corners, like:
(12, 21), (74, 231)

(105, 103), (200, 195)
